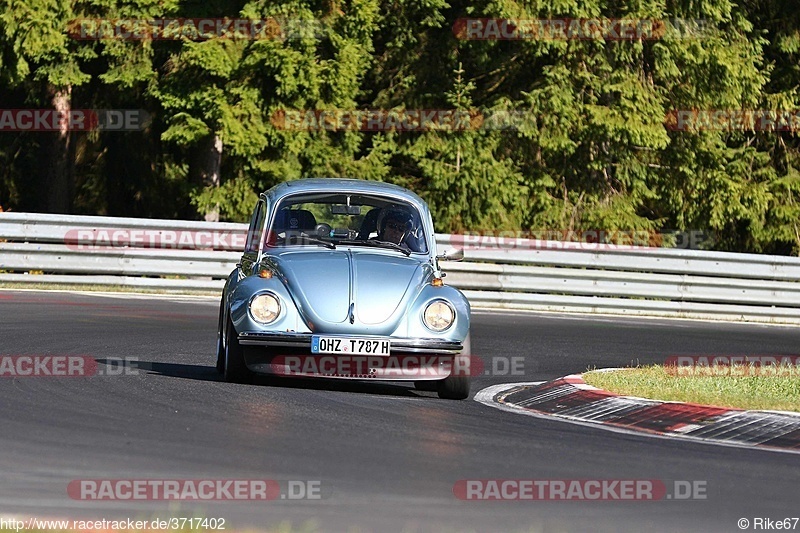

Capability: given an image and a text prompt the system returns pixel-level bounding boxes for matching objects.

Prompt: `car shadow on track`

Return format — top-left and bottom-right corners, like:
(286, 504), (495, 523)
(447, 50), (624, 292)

(124, 359), (431, 399)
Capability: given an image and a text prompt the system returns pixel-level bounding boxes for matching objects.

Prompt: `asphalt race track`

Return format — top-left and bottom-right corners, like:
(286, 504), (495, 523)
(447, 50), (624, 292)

(1, 290), (799, 532)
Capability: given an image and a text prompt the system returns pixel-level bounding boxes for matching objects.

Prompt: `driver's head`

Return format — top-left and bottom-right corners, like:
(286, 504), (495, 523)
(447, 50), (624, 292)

(379, 208), (413, 245)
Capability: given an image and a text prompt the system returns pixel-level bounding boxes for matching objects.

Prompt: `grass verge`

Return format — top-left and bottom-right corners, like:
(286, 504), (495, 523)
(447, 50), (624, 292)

(582, 365), (800, 412)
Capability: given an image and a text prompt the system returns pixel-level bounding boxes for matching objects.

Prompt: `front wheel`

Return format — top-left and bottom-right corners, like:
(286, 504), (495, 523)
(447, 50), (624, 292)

(437, 373), (470, 400)
(224, 315), (252, 383)
(437, 333), (471, 400)
(215, 298), (225, 375)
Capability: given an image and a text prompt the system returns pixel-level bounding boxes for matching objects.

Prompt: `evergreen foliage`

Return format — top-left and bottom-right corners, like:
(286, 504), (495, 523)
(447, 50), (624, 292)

(0, 0), (798, 253)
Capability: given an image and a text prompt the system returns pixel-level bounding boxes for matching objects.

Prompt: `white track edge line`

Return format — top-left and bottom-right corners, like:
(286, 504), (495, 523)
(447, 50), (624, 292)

(473, 382), (800, 456)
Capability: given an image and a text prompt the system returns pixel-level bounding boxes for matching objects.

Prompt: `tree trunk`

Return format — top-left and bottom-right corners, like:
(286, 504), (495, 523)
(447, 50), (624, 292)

(202, 134), (222, 222)
(40, 85), (73, 213)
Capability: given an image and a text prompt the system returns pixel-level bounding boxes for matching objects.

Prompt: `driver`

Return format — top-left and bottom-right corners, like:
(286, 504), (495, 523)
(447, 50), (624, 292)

(376, 207), (414, 246)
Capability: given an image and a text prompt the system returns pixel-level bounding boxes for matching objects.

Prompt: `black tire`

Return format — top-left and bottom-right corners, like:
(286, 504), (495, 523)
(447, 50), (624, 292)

(215, 298), (225, 375)
(436, 373), (470, 400)
(224, 315), (252, 383)
(437, 333), (471, 400)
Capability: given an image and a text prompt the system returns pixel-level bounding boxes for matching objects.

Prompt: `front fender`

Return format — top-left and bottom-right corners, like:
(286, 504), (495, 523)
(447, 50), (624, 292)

(225, 268), (311, 336)
(401, 284), (470, 343)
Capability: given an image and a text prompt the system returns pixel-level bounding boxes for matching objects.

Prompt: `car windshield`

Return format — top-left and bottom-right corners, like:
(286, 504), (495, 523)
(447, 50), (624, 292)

(265, 193), (428, 253)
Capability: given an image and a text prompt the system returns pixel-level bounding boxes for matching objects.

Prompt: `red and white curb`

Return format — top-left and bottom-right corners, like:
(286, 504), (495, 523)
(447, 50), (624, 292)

(475, 373), (800, 454)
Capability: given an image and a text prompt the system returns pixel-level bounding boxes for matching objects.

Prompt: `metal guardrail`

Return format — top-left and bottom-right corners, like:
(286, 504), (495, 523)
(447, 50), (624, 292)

(2, 212), (800, 324)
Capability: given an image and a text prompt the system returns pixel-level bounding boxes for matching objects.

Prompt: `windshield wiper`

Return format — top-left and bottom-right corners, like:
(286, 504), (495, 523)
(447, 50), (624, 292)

(338, 239), (411, 256)
(277, 234), (336, 249)
(303, 235), (337, 249)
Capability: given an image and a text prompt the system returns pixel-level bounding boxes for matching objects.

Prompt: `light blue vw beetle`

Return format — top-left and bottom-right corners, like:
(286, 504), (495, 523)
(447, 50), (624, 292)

(216, 178), (471, 399)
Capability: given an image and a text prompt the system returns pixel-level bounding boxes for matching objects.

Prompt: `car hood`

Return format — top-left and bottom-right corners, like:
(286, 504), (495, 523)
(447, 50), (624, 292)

(270, 248), (432, 334)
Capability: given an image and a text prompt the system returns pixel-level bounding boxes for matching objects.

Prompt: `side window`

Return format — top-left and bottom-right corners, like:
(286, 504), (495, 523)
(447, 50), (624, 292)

(244, 200), (266, 254)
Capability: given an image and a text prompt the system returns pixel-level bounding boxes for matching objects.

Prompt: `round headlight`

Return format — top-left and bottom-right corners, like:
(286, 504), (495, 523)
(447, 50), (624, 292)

(250, 293), (281, 324)
(423, 300), (455, 331)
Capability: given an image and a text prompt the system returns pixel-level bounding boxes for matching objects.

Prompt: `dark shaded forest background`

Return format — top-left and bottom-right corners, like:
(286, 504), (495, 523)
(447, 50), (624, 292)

(1, 0), (799, 254)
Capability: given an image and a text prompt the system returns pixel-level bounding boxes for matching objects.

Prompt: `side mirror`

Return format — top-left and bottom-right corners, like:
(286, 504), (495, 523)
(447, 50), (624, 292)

(437, 248), (464, 261)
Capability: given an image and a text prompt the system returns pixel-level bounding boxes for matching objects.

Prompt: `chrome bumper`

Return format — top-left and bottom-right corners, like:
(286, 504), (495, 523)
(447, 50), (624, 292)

(238, 331), (463, 354)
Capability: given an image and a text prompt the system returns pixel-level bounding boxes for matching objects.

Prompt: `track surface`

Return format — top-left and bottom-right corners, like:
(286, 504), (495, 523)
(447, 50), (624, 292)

(1, 290), (799, 532)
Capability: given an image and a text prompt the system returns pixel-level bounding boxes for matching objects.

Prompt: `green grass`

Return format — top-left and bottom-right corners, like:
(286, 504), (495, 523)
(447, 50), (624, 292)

(583, 365), (800, 412)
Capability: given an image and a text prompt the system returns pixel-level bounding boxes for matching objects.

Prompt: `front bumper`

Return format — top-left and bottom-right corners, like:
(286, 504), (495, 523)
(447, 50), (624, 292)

(238, 331), (463, 354)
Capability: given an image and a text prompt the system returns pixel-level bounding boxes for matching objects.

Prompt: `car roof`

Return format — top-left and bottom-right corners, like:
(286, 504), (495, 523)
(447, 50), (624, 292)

(262, 178), (427, 210)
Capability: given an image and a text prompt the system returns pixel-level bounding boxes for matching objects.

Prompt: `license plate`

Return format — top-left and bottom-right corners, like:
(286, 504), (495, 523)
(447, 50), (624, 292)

(311, 336), (391, 356)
